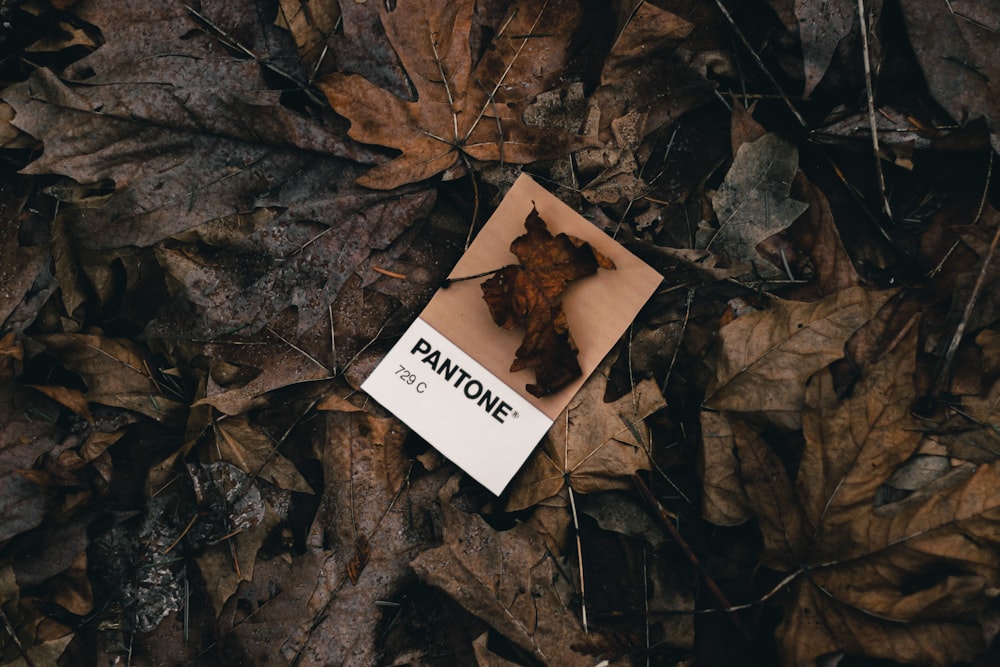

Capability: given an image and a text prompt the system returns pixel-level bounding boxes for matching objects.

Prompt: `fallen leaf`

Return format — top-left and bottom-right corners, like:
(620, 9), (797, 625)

(506, 358), (665, 511)
(900, 1), (1000, 154)
(706, 133), (809, 272)
(276, 409), (450, 666)
(0, 386), (63, 542)
(3, 2), (431, 335)
(275, 0), (340, 74)
(795, 0), (854, 97)
(782, 171), (861, 296)
(214, 415), (313, 493)
(704, 286), (894, 427)
(411, 500), (606, 667)
(0, 179), (53, 335)
(581, 2), (715, 166)
(736, 329), (1000, 665)
(700, 287), (895, 526)
(481, 206), (616, 397)
(319, 0), (590, 189)
(35, 332), (186, 425)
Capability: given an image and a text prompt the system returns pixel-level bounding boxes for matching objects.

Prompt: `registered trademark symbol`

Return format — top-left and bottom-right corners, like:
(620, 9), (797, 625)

(511, 411), (519, 419)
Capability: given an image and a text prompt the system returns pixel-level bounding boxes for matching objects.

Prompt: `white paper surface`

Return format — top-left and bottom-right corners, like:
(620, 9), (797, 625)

(362, 318), (552, 495)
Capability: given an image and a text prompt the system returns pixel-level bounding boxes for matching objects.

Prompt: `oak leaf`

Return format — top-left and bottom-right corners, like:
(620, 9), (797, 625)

(318, 0), (590, 189)
(706, 133), (808, 272)
(481, 206), (615, 397)
(736, 330), (1000, 665)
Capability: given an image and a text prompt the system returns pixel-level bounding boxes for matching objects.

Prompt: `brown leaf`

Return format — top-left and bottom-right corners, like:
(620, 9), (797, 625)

(319, 0), (590, 189)
(0, 179), (54, 335)
(410, 502), (604, 667)
(481, 206), (616, 397)
(0, 385), (64, 542)
(736, 329), (1000, 665)
(214, 415), (313, 493)
(276, 409), (450, 666)
(3, 4), (428, 335)
(584, 2), (714, 157)
(704, 286), (895, 428)
(706, 133), (809, 272)
(783, 171), (862, 296)
(506, 359), (665, 511)
(900, 1), (1000, 154)
(795, 0), (854, 97)
(35, 332), (185, 425)
(701, 287), (895, 526)
(275, 0), (340, 73)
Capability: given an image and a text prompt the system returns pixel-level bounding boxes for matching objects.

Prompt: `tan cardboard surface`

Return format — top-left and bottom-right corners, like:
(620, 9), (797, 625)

(421, 174), (663, 419)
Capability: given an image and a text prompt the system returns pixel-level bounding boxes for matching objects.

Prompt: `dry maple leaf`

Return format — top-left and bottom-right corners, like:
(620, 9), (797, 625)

(735, 329), (1000, 665)
(318, 0), (589, 189)
(506, 357), (665, 511)
(481, 205), (615, 397)
(411, 487), (608, 667)
(700, 286), (895, 526)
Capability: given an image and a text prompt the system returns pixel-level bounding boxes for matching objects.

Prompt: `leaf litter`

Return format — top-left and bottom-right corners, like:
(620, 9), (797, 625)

(1, 0), (1000, 665)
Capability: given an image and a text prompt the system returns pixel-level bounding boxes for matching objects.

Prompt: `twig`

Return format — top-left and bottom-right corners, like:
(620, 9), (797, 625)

(931, 198), (1000, 397)
(857, 0), (892, 219)
(567, 485), (589, 633)
(712, 0), (807, 129)
(441, 266), (508, 285)
(632, 474), (752, 638)
(0, 606), (35, 667)
(372, 266), (407, 280)
(266, 326), (333, 375)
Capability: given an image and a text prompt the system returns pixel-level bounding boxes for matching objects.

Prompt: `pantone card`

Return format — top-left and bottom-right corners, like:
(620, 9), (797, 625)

(362, 174), (662, 494)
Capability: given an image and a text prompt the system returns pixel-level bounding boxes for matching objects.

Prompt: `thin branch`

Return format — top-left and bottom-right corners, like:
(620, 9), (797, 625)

(931, 190), (1000, 397)
(567, 485), (589, 633)
(632, 474), (752, 638)
(712, 0), (807, 129)
(857, 0), (893, 219)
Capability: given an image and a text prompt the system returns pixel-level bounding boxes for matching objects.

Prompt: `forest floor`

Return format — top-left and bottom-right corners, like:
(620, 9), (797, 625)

(2, 1), (1000, 665)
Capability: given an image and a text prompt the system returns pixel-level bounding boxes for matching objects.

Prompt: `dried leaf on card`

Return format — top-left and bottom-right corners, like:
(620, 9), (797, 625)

(319, 0), (590, 189)
(481, 206), (615, 397)
(506, 360), (665, 511)
(737, 330), (1000, 665)
(707, 133), (808, 271)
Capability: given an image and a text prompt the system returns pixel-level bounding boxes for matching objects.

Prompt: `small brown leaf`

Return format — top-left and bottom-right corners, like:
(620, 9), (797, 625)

(35, 332), (185, 425)
(481, 206), (615, 397)
(410, 502), (605, 667)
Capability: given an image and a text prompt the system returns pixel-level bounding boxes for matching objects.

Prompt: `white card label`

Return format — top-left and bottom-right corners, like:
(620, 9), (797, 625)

(361, 318), (552, 495)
